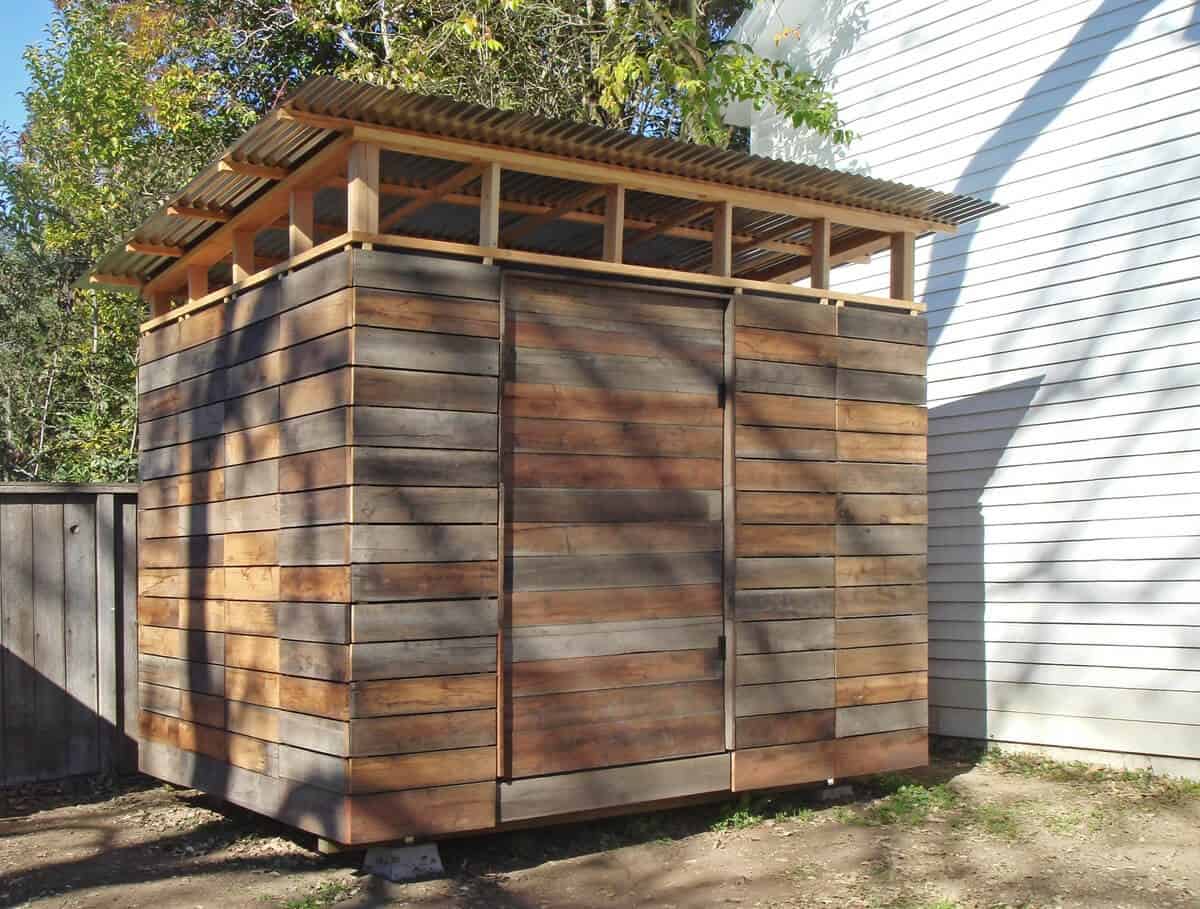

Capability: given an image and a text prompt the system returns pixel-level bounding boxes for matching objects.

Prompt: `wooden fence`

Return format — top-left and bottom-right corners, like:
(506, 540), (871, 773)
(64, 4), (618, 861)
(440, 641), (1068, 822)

(0, 485), (138, 785)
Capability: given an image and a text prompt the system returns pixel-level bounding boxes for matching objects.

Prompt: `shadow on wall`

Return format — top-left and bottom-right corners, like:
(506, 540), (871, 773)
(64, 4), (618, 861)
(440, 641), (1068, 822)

(926, 0), (1182, 347)
(925, 377), (1042, 742)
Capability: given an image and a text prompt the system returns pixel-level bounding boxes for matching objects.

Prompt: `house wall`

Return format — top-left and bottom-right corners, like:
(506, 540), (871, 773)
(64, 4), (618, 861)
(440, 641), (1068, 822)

(735, 0), (1200, 770)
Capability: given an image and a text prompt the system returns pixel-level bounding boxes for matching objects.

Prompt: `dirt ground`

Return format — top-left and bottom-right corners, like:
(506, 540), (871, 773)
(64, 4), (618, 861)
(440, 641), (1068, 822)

(1, 743), (1198, 909)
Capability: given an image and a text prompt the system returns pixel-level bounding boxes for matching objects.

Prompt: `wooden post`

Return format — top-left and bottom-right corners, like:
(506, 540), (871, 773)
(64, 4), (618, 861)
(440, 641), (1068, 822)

(347, 142), (381, 236)
(232, 229), (255, 283)
(722, 291), (738, 752)
(603, 184), (625, 263)
(712, 201), (733, 277)
(146, 290), (172, 317)
(479, 162), (501, 264)
(810, 217), (831, 292)
(890, 231), (916, 302)
(290, 188), (315, 256)
(186, 265), (208, 303)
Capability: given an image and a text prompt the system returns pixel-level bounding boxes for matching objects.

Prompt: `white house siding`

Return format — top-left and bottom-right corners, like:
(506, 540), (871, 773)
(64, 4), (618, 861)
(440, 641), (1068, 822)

(734, 0), (1200, 768)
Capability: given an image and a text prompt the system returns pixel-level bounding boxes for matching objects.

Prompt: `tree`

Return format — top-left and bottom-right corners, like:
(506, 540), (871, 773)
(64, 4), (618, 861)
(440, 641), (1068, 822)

(219, 0), (849, 146)
(0, 0), (848, 481)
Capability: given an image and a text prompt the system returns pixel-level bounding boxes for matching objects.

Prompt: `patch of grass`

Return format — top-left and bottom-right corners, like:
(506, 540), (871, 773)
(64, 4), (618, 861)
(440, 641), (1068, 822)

(1040, 808), (1083, 834)
(983, 748), (1200, 809)
(959, 803), (1023, 841)
(852, 782), (959, 827)
(711, 798), (766, 832)
(275, 880), (357, 909)
(709, 791), (820, 832)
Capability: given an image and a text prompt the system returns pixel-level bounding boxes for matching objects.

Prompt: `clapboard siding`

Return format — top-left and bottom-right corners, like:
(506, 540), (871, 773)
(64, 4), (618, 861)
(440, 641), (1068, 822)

(738, 0), (1200, 766)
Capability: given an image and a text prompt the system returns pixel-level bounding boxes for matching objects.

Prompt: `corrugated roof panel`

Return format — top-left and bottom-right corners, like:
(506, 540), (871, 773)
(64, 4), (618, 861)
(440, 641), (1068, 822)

(88, 76), (1001, 289)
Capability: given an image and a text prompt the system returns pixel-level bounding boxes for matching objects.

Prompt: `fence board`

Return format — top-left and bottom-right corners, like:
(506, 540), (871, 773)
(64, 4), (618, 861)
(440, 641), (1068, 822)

(0, 487), (138, 785)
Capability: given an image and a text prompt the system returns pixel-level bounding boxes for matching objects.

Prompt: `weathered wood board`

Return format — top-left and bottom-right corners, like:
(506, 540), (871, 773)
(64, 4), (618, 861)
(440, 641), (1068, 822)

(135, 250), (927, 844)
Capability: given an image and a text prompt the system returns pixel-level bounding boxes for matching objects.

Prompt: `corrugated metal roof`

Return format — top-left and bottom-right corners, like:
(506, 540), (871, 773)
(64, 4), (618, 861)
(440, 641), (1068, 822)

(90, 76), (1001, 288)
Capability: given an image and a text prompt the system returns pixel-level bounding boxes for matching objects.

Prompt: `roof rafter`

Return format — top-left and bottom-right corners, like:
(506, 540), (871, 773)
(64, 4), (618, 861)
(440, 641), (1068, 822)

(143, 134), (353, 297)
(501, 183), (610, 245)
(218, 158), (289, 181)
(276, 108), (954, 235)
(380, 162), (484, 231)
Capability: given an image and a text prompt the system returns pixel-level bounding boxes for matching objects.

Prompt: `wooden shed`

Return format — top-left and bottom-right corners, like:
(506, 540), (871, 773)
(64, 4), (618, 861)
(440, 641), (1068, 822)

(89, 77), (999, 846)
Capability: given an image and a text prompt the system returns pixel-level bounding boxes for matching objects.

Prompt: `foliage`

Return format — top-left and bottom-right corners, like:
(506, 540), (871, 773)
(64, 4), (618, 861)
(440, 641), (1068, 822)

(0, 0), (847, 481)
(0, 0), (256, 480)
(847, 778), (960, 827)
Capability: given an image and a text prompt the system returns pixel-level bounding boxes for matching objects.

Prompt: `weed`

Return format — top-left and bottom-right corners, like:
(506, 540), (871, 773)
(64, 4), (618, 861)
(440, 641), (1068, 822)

(774, 803), (815, 823)
(853, 783), (958, 827)
(711, 798), (765, 832)
(276, 880), (357, 909)
(835, 805), (862, 825)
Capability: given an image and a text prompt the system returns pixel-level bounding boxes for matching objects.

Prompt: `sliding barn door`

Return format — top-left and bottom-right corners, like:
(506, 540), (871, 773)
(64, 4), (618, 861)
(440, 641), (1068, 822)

(500, 274), (727, 781)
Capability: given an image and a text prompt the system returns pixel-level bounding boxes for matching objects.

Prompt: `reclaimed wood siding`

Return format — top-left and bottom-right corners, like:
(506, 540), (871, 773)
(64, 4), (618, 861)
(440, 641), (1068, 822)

(345, 251), (501, 843)
(731, 294), (929, 790)
(137, 252), (357, 840)
(136, 249), (931, 839)
(501, 275), (727, 800)
(0, 487), (138, 784)
(737, 0), (1200, 764)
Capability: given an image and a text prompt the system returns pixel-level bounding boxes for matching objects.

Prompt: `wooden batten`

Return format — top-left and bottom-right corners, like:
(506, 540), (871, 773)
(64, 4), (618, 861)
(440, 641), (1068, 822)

(603, 184), (625, 263)
(347, 143), (381, 235)
(290, 189), (315, 257)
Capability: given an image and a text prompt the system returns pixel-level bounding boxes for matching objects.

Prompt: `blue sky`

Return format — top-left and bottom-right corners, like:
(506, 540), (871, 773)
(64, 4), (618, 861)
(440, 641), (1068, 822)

(0, 0), (56, 131)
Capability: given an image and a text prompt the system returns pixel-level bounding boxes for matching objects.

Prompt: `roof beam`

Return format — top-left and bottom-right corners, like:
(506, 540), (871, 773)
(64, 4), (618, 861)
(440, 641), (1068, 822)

(218, 158), (289, 181)
(143, 134), (352, 297)
(89, 273), (142, 289)
(349, 180), (813, 257)
(502, 184), (609, 245)
(744, 232), (892, 283)
(274, 110), (954, 234)
(380, 163), (484, 230)
(628, 201), (710, 248)
(126, 241), (185, 258)
(166, 205), (232, 223)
